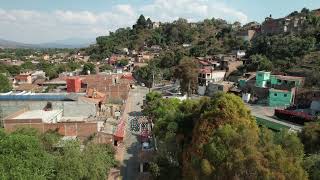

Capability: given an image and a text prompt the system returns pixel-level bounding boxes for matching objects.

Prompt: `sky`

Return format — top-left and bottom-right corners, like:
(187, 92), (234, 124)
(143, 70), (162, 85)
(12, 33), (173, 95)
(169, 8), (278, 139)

(0, 0), (319, 44)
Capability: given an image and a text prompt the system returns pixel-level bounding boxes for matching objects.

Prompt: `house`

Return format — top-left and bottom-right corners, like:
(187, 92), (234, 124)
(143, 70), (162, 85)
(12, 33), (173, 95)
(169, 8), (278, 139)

(219, 57), (243, 77)
(150, 45), (162, 52)
(313, 8), (320, 16)
(43, 54), (50, 60)
(255, 71), (271, 88)
(252, 71), (305, 106)
(3, 108), (100, 141)
(232, 50), (246, 59)
(135, 52), (154, 63)
(206, 81), (235, 97)
(270, 74), (305, 88)
(268, 88), (295, 107)
(152, 22), (160, 29)
(31, 71), (46, 81)
(182, 43), (191, 48)
(255, 71), (305, 89)
(261, 12), (307, 35)
(14, 74), (32, 84)
(198, 68), (225, 86)
(238, 29), (257, 41)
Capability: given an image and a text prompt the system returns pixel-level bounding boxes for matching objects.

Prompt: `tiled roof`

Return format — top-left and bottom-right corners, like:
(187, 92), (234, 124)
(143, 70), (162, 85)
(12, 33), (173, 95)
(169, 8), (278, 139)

(14, 75), (30, 80)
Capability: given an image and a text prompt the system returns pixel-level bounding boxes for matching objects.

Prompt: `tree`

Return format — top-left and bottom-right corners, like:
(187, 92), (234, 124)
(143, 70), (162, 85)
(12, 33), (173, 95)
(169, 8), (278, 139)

(0, 129), (55, 179)
(0, 128), (117, 179)
(0, 74), (12, 93)
(117, 59), (129, 67)
(82, 143), (118, 179)
(174, 57), (198, 96)
(82, 63), (96, 75)
(146, 18), (153, 29)
(136, 14), (147, 29)
(183, 93), (307, 179)
(66, 61), (81, 71)
(301, 8), (310, 14)
(99, 64), (113, 72)
(248, 54), (273, 71)
(304, 153), (320, 180)
(21, 61), (36, 70)
(7, 65), (21, 76)
(300, 122), (320, 154)
(55, 141), (87, 179)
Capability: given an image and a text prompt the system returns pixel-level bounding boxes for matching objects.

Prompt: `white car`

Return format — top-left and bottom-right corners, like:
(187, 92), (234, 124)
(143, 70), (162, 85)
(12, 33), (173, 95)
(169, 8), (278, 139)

(141, 83), (145, 87)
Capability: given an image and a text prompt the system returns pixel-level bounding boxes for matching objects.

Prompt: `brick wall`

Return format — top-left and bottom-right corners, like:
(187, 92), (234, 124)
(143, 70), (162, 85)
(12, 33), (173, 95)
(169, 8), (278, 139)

(93, 132), (114, 144)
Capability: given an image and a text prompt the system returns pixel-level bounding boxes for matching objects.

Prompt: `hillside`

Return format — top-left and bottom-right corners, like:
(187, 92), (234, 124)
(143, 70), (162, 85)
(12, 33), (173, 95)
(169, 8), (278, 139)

(86, 15), (246, 60)
(0, 39), (33, 49)
(86, 10), (320, 87)
(0, 38), (93, 49)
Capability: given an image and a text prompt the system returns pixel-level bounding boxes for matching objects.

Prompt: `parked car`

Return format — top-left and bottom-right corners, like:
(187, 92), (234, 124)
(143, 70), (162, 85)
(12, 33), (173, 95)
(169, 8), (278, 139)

(141, 83), (145, 87)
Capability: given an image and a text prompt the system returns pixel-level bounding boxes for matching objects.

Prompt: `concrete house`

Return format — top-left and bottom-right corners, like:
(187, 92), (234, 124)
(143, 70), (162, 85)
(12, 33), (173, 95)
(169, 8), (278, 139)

(255, 71), (271, 88)
(269, 88), (295, 107)
(254, 71), (305, 106)
(14, 74), (32, 84)
(198, 68), (226, 86)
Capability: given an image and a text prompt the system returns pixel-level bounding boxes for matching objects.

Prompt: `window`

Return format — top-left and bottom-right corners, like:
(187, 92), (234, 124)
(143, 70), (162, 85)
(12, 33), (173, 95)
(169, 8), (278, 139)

(274, 93), (277, 96)
(277, 79), (282, 83)
(284, 94), (287, 97)
(258, 74), (262, 77)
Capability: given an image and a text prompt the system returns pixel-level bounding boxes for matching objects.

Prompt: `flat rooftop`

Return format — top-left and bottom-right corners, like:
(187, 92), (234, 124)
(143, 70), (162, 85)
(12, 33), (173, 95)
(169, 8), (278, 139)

(13, 109), (62, 123)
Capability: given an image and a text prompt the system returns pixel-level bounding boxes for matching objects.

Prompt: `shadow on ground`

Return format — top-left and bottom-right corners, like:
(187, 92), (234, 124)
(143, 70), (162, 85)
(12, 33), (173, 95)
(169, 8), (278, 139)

(120, 133), (140, 180)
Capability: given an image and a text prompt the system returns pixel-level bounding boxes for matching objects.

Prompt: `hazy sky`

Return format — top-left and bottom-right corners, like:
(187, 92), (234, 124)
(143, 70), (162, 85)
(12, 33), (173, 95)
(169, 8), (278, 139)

(0, 0), (319, 43)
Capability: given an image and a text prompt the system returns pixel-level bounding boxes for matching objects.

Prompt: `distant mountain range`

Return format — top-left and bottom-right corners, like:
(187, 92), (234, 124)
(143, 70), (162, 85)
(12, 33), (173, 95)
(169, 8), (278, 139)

(0, 38), (95, 49)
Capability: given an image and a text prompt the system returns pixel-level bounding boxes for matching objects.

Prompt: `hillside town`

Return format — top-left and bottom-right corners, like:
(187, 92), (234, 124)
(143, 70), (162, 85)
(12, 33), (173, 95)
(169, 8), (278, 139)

(1, 3), (320, 180)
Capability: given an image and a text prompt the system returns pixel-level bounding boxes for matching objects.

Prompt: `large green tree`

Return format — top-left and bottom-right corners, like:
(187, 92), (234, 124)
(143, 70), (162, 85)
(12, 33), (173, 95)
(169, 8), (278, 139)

(82, 63), (96, 75)
(0, 74), (12, 93)
(183, 94), (306, 179)
(0, 129), (55, 179)
(145, 93), (307, 180)
(0, 128), (117, 179)
(174, 57), (198, 96)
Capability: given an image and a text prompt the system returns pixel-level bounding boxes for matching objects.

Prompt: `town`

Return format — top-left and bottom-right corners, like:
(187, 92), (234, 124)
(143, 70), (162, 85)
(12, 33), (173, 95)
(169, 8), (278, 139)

(1, 2), (320, 180)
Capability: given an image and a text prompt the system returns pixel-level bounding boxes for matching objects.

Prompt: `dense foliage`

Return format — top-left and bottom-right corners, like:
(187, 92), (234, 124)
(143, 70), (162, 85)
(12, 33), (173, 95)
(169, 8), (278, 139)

(87, 15), (245, 61)
(144, 92), (308, 179)
(0, 128), (117, 179)
(0, 74), (12, 92)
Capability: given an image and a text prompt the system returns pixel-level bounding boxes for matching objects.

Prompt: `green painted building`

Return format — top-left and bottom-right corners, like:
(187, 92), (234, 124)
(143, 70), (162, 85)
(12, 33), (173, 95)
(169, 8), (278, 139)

(255, 71), (271, 88)
(268, 88), (294, 107)
(270, 75), (304, 87)
(238, 79), (247, 88)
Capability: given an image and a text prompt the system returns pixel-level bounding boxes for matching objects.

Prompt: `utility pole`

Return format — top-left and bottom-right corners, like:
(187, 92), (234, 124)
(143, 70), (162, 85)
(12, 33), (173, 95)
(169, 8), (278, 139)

(148, 71), (155, 93)
(152, 71), (155, 88)
(0, 106), (3, 128)
(188, 80), (191, 99)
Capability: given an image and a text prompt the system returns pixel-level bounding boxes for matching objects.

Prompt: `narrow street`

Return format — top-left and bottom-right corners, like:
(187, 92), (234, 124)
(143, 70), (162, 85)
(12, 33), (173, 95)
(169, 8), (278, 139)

(121, 85), (149, 180)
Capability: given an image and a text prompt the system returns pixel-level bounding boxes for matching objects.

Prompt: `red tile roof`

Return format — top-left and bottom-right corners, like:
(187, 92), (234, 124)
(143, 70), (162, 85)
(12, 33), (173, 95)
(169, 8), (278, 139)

(199, 67), (213, 74)
(14, 75), (30, 80)
(114, 119), (125, 141)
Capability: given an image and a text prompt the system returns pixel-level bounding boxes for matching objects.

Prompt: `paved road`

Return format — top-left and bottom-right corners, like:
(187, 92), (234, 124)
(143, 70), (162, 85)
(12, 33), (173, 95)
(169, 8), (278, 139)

(121, 86), (149, 180)
(247, 104), (302, 131)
